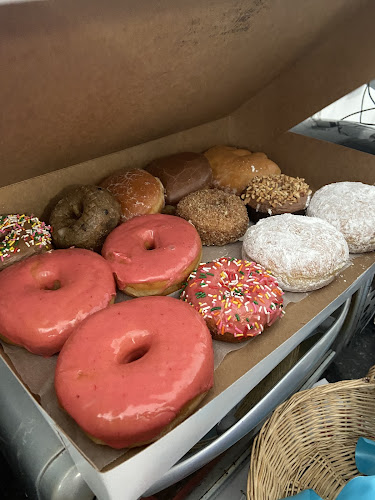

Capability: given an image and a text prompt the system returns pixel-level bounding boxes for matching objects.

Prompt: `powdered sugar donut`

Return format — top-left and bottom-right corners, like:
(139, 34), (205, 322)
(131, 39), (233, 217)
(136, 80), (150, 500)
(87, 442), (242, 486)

(242, 214), (349, 292)
(307, 182), (375, 253)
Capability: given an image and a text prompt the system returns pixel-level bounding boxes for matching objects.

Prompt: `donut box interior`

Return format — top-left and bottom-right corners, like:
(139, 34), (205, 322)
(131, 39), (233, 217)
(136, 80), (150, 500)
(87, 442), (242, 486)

(1, 1), (375, 499)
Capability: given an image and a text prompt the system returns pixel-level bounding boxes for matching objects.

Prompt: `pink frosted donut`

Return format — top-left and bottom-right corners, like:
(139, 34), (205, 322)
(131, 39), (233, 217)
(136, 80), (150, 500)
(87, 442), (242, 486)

(102, 213), (202, 296)
(0, 248), (116, 356)
(55, 296), (214, 449)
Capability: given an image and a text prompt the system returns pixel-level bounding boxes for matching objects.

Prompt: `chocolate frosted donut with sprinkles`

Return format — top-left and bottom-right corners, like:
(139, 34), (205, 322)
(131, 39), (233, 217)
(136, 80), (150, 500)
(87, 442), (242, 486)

(0, 214), (52, 271)
(180, 257), (284, 343)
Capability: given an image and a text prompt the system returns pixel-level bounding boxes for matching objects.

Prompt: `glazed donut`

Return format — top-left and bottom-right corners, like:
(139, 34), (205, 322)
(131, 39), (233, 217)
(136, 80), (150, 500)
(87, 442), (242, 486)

(49, 185), (121, 251)
(180, 257), (284, 343)
(242, 214), (349, 292)
(145, 152), (213, 205)
(241, 174), (312, 223)
(0, 248), (116, 356)
(100, 169), (165, 222)
(176, 189), (249, 246)
(0, 214), (52, 271)
(55, 296), (214, 449)
(102, 213), (202, 296)
(306, 181), (375, 253)
(204, 146), (281, 195)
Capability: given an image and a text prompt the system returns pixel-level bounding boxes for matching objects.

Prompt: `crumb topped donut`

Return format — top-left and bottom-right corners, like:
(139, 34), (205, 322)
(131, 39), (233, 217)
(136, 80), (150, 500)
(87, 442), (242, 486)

(55, 296), (214, 449)
(101, 169), (165, 222)
(241, 174), (312, 222)
(0, 214), (52, 271)
(242, 214), (349, 292)
(49, 185), (121, 251)
(180, 257), (284, 342)
(176, 189), (249, 246)
(307, 181), (375, 253)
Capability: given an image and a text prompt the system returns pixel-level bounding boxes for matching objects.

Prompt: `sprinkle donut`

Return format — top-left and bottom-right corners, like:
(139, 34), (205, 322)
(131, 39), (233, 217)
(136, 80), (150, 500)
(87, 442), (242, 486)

(55, 296), (214, 449)
(0, 248), (116, 356)
(0, 214), (52, 271)
(180, 257), (284, 342)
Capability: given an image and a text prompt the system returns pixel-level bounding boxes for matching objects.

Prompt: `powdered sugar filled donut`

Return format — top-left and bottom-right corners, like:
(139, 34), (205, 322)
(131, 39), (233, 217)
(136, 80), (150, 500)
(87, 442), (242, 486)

(242, 214), (349, 292)
(307, 182), (375, 253)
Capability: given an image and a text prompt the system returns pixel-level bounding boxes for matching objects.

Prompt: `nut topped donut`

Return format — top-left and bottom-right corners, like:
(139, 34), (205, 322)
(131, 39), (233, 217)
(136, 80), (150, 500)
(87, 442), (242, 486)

(0, 248), (116, 356)
(180, 257), (284, 342)
(242, 214), (350, 292)
(55, 296), (214, 449)
(102, 213), (202, 296)
(307, 181), (375, 253)
(176, 189), (249, 246)
(0, 214), (52, 271)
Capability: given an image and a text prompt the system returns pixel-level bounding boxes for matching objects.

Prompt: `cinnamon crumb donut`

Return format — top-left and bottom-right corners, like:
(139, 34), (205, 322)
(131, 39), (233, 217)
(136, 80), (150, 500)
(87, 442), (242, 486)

(176, 189), (249, 246)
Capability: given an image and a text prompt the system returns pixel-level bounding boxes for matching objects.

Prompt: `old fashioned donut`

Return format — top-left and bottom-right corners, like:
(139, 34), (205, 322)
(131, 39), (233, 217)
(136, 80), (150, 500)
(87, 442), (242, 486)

(0, 248), (116, 356)
(0, 214), (52, 271)
(49, 185), (121, 251)
(102, 213), (202, 296)
(241, 174), (312, 223)
(100, 169), (165, 222)
(180, 257), (284, 342)
(242, 214), (349, 292)
(306, 181), (375, 253)
(145, 152), (213, 206)
(204, 146), (281, 195)
(55, 296), (214, 449)
(176, 189), (249, 246)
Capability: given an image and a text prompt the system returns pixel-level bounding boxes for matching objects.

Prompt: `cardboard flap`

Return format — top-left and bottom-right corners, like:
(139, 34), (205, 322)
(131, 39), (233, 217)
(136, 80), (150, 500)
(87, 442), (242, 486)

(0, 0), (360, 186)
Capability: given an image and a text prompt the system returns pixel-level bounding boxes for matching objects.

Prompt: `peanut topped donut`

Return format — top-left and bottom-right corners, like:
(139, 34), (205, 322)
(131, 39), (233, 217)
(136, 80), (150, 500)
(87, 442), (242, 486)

(0, 214), (52, 271)
(102, 213), (202, 296)
(0, 248), (116, 356)
(176, 189), (249, 246)
(180, 257), (284, 342)
(55, 296), (214, 449)
(307, 181), (375, 253)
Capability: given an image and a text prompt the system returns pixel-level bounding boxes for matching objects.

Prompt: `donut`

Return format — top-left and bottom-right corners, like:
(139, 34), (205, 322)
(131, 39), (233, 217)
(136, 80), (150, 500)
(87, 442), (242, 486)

(55, 296), (214, 449)
(145, 152), (213, 206)
(102, 213), (202, 296)
(241, 174), (312, 223)
(100, 169), (165, 222)
(0, 214), (52, 271)
(49, 185), (121, 251)
(306, 181), (375, 253)
(0, 248), (116, 356)
(180, 257), (284, 343)
(204, 146), (281, 195)
(176, 189), (249, 246)
(242, 214), (349, 292)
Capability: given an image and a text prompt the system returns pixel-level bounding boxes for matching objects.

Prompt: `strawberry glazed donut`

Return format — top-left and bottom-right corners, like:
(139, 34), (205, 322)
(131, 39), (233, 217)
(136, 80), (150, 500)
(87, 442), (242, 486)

(180, 257), (284, 342)
(55, 296), (214, 449)
(102, 213), (202, 296)
(0, 248), (116, 356)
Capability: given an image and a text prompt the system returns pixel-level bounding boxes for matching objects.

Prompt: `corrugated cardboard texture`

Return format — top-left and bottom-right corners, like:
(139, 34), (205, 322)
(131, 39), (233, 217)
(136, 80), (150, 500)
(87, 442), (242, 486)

(0, 0), (361, 187)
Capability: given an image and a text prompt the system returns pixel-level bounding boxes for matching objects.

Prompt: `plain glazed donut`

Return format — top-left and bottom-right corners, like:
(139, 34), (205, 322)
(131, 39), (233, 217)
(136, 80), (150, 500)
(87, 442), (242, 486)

(55, 296), (214, 449)
(306, 181), (375, 253)
(242, 214), (349, 292)
(176, 189), (249, 246)
(49, 185), (121, 251)
(100, 169), (165, 222)
(180, 257), (284, 342)
(102, 213), (202, 296)
(0, 248), (116, 356)
(0, 214), (52, 271)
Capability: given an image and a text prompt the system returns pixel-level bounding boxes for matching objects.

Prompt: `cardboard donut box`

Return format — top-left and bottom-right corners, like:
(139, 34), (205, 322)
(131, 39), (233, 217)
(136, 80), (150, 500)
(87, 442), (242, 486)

(1, 1), (375, 499)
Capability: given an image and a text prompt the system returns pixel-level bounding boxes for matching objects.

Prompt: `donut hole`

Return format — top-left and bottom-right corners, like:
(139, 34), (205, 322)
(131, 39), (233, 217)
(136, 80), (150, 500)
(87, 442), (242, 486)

(43, 279), (62, 291)
(144, 241), (156, 251)
(69, 201), (84, 220)
(119, 346), (150, 364)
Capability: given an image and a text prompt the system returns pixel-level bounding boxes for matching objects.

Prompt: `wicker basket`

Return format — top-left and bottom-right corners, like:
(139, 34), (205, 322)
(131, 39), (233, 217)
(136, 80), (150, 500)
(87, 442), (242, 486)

(248, 366), (375, 500)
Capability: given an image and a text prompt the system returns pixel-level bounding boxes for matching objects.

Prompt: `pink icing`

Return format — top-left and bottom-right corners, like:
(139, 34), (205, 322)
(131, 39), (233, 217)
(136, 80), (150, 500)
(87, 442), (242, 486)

(180, 257), (284, 339)
(101, 214), (202, 291)
(0, 248), (116, 356)
(55, 296), (214, 449)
